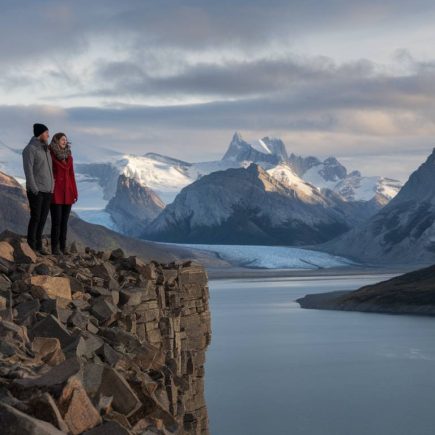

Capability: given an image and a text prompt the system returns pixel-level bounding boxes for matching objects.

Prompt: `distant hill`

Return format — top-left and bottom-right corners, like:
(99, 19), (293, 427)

(297, 263), (435, 315)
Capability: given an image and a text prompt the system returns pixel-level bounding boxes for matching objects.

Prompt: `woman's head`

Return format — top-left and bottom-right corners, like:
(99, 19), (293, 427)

(51, 132), (68, 148)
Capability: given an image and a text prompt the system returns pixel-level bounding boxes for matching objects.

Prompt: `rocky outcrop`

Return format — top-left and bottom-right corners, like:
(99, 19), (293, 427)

(144, 163), (353, 245)
(297, 264), (435, 316)
(0, 231), (211, 434)
(106, 175), (165, 237)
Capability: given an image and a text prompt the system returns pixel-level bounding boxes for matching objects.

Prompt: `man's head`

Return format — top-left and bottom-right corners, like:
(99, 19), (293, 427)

(33, 123), (49, 143)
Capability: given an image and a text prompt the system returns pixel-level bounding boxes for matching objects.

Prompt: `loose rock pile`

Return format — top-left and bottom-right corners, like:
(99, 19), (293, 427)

(0, 231), (211, 434)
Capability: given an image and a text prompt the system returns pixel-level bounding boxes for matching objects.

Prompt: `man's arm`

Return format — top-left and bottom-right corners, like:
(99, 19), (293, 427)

(22, 146), (38, 194)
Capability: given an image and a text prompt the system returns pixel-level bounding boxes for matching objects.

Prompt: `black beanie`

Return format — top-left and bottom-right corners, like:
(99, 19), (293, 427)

(33, 123), (48, 137)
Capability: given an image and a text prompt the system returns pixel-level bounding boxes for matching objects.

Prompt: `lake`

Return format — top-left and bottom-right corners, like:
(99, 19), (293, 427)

(205, 274), (435, 435)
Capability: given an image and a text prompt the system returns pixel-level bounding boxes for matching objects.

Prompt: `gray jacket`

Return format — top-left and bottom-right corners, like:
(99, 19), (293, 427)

(22, 137), (54, 194)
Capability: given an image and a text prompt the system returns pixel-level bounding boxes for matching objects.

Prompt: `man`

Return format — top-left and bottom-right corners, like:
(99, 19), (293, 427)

(22, 123), (54, 255)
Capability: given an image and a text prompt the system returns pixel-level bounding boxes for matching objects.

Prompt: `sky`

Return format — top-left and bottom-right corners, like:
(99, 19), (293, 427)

(1, 0), (435, 181)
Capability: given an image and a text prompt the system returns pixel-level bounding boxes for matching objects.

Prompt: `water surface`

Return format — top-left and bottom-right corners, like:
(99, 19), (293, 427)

(205, 275), (435, 435)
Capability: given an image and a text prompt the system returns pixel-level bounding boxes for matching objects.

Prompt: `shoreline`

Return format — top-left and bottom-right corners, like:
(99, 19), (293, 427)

(205, 264), (420, 280)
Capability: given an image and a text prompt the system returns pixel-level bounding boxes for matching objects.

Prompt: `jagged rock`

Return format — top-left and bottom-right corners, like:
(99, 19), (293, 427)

(28, 393), (69, 433)
(0, 401), (65, 434)
(14, 241), (37, 264)
(29, 315), (73, 348)
(31, 337), (65, 366)
(0, 319), (29, 344)
(30, 276), (72, 300)
(14, 356), (81, 389)
(58, 377), (102, 434)
(109, 248), (125, 261)
(15, 299), (40, 325)
(95, 343), (121, 366)
(97, 367), (142, 417)
(0, 241), (14, 262)
(91, 298), (118, 325)
(119, 288), (143, 306)
(67, 309), (89, 329)
(40, 298), (73, 324)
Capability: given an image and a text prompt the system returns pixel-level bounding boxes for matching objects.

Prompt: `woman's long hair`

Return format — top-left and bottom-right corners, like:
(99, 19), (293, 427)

(50, 132), (67, 147)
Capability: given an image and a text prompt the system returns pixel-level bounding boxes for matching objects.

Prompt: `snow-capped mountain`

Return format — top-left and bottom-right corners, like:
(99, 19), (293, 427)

(302, 158), (401, 202)
(221, 132), (284, 165)
(2, 131), (403, 241)
(266, 163), (319, 197)
(143, 163), (353, 245)
(73, 131), (403, 235)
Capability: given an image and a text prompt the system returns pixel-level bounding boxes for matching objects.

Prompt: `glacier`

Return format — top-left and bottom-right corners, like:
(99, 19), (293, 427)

(170, 243), (356, 269)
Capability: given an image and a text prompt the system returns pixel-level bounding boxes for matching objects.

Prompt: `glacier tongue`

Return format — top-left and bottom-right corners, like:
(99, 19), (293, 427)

(171, 243), (356, 269)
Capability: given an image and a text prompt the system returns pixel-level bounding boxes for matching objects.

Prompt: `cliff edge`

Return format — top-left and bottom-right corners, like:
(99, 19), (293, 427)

(0, 231), (211, 434)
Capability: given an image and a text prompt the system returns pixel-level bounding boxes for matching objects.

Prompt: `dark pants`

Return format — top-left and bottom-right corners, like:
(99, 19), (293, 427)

(26, 191), (52, 250)
(50, 204), (72, 251)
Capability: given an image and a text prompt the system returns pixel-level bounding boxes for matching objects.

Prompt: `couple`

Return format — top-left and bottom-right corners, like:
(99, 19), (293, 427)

(22, 123), (78, 255)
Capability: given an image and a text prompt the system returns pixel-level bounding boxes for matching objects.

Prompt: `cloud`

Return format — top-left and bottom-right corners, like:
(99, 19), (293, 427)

(1, 0), (435, 182)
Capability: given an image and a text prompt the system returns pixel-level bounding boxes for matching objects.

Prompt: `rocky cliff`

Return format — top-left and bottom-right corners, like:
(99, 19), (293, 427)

(0, 231), (211, 434)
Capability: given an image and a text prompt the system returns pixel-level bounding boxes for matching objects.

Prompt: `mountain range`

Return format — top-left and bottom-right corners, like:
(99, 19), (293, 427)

(2, 132), (435, 265)
(71, 132), (402, 243)
(0, 131), (409, 253)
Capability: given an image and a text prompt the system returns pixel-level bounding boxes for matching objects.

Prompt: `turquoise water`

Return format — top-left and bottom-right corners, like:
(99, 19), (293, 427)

(205, 275), (435, 435)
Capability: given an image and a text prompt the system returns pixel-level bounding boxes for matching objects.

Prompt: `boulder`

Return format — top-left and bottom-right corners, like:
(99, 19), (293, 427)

(28, 393), (69, 433)
(32, 337), (65, 366)
(0, 241), (14, 262)
(30, 275), (72, 300)
(29, 315), (73, 348)
(14, 356), (81, 389)
(58, 377), (102, 435)
(97, 367), (142, 417)
(0, 402), (65, 435)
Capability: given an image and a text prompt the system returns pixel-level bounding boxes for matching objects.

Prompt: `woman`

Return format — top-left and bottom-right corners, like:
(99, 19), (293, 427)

(49, 133), (78, 255)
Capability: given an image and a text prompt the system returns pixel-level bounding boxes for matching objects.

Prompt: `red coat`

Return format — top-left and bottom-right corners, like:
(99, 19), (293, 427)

(50, 151), (78, 205)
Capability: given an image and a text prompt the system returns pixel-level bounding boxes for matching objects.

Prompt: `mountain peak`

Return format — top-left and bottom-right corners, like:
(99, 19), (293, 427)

(260, 136), (288, 161)
(232, 131), (244, 143)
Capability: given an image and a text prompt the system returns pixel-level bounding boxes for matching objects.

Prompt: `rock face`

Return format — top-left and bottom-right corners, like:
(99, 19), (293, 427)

(144, 163), (353, 245)
(0, 232), (211, 434)
(319, 148), (435, 265)
(297, 263), (435, 316)
(106, 174), (165, 237)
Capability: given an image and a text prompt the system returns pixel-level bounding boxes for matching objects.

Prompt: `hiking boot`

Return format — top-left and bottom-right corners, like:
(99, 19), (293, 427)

(51, 247), (61, 255)
(36, 247), (50, 256)
(61, 248), (69, 255)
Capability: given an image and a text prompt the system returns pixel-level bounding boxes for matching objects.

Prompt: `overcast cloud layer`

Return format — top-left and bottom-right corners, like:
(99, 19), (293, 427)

(1, 0), (435, 180)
